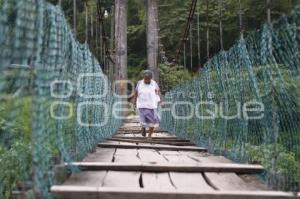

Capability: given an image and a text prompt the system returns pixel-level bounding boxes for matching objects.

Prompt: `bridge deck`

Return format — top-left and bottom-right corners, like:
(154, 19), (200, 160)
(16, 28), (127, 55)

(51, 116), (299, 199)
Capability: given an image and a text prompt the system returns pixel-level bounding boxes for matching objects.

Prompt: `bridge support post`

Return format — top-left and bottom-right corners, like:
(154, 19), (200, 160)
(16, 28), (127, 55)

(114, 0), (128, 117)
(146, 0), (159, 82)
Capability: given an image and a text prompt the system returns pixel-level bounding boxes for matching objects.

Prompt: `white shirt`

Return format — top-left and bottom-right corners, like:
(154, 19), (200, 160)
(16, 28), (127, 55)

(136, 80), (160, 109)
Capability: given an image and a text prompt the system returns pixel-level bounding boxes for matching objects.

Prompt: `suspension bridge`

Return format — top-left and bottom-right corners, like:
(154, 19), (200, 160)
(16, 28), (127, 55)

(0, 0), (300, 199)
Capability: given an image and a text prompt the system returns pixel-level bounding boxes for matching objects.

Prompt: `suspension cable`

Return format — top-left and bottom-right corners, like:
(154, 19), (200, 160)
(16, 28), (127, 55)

(85, 0), (88, 44)
(190, 20), (193, 69)
(175, 0), (197, 63)
(184, 43), (186, 68)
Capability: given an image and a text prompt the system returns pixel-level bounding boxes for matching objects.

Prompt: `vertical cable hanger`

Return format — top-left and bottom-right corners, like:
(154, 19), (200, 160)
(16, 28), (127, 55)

(73, 0), (76, 36)
(206, 0), (209, 59)
(91, 13), (93, 39)
(96, 16), (99, 58)
(175, 0), (197, 63)
(238, 0), (244, 38)
(190, 19), (193, 69)
(267, 0), (271, 24)
(85, 0), (89, 44)
(183, 43), (186, 68)
(219, 0), (224, 50)
(197, 0), (201, 68)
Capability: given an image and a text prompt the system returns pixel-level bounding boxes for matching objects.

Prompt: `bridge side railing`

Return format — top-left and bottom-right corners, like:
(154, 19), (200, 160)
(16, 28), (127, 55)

(0, 0), (122, 198)
(161, 6), (300, 192)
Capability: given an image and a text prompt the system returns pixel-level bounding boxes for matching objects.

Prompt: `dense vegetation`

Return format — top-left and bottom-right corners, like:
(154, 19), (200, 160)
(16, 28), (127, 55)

(54, 0), (300, 85)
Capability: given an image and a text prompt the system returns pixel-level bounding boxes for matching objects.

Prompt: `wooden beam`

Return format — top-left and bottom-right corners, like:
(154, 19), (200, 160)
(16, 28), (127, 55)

(107, 138), (195, 146)
(116, 130), (169, 134)
(66, 162), (264, 174)
(123, 120), (139, 123)
(51, 186), (300, 199)
(98, 143), (207, 152)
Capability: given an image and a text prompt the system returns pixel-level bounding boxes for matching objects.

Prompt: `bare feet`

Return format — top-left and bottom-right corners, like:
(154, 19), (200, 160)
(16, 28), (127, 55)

(141, 127), (146, 137)
(148, 127), (154, 138)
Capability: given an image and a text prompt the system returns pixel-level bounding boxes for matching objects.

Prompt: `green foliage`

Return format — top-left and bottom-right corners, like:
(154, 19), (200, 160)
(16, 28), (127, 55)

(0, 97), (33, 198)
(0, 97), (32, 147)
(246, 144), (300, 185)
(127, 0), (147, 83)
(158, 0), (300, 67)
(0, 142), (32, 198)
(159, 64), (193, 93)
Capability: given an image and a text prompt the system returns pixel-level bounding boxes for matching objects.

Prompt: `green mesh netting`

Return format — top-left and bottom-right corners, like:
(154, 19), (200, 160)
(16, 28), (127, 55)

(0, 0), (121, 198)
(161, 7), (300, 192)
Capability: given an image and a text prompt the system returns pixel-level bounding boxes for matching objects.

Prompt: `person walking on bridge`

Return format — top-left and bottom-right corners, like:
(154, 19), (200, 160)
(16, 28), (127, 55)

(134, 70), (161, 137)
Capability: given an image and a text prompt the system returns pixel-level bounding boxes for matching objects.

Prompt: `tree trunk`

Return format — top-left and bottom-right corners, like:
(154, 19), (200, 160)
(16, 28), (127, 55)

(146, 0), (159, 82)
(115, 0), (128, 117)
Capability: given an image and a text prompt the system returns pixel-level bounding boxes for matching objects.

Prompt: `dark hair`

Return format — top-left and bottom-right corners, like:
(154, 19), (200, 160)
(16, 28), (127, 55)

(143, 70), (153, 78)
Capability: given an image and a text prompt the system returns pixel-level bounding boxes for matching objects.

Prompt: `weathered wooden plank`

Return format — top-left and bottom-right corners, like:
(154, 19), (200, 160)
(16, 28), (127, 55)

(121, 123), (141, 128)
(98, 143), (208, 152)
(51, 186), (99, 199)
(83, 148), (116, 162)
(102, 171), (141, 188)
(159, 150), (198, 163)
(138, 149), (168, 163)
(239, 175), (269, 190)
(108, 138), (194, 146)
(117, 130), (169, 134)
(198, 155), (233, 163)
(123, 120), (139, 123)
(51, 186), (300, 199)
(142, 172), (176, 190)
(204, 172), (253, 191)
(67, 162), (264, 174)
(63, 171), (106, 187)
(200, 155), (264, 191)
(114, 134), (136, 137)
(103, 140), (137, 145)
(169, 172), (214, 191)
(113, 148), (141, 163)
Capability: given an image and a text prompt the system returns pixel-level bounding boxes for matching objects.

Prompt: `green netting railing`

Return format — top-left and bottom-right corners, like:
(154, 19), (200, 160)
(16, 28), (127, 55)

(161, 6), (300, 192)
(0, 0), (121, 198)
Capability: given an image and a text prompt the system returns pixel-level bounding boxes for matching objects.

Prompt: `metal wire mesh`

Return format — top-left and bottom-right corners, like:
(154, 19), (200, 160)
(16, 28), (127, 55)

(0, 0), (121, 198)
(161, 6), (300, 192)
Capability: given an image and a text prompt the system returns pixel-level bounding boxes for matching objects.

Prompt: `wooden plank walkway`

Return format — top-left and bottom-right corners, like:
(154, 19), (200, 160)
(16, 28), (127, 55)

(51, 116), (300, 199)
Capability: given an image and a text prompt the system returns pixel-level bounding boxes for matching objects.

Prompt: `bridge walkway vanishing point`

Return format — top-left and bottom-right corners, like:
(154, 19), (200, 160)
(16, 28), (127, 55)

(51, 116), (299, 199)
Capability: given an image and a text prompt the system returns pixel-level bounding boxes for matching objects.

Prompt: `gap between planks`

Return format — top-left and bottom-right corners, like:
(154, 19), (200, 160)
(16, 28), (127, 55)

(107, 138), (195, 146)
